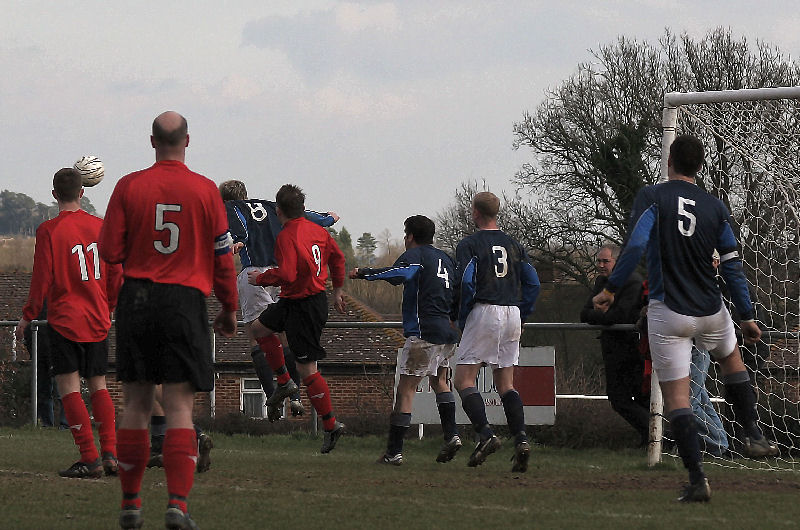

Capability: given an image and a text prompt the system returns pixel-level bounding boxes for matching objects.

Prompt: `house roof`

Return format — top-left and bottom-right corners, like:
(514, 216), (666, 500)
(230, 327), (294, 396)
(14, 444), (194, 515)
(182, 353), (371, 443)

(1, 272), (404, 365)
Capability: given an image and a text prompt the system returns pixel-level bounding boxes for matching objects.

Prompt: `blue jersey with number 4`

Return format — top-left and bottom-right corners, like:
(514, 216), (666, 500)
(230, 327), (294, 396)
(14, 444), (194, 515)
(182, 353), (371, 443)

(607, 180), (753, 320)
(452, 229), (540, 330)
(359, 245), (458, 345)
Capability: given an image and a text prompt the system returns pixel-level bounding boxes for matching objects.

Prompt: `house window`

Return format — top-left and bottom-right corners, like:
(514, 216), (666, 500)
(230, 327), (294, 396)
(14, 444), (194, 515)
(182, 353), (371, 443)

(241, 378), (266, 418)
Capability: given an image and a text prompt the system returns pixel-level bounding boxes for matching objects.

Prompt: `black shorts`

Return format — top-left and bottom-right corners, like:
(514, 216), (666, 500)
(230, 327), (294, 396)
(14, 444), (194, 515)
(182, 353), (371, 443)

(115, 279), (213, 392)
(48, 326), (108, 378)
(258, 291), (328, 363)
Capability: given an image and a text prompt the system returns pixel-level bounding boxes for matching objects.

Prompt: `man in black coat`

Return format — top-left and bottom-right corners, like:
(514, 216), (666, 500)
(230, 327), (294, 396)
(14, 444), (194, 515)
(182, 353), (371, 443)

(581, 244), (649, 446)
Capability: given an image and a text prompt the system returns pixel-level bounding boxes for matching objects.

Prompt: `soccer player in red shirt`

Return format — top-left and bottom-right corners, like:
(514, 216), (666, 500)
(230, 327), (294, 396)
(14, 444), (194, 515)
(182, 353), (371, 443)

(99, 111), (237, 530)
(247, 184), (347, 453)
(16, 167), (123, 479)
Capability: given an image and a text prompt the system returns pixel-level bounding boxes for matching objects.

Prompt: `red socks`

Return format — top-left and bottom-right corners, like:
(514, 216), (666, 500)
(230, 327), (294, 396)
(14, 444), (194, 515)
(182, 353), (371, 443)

(117, 429), (149, 509)
(303, 371), (337, 430)
(257, 334), (291, 384)
(61, 391), (99, 463)
(163, 428), (197, 514)
(90, 389), (117, 455)
(117, 428), (197, 514)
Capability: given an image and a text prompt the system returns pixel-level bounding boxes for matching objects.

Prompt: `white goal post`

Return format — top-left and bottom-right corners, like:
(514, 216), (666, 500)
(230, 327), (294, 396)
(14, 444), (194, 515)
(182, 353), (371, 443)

(649, 87), (800, 469)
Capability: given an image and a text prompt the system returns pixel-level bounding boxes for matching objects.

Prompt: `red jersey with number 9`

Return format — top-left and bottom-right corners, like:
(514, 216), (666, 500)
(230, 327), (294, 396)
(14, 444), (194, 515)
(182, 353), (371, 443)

(99, 160), (237, 310)
(23, 209), (122, 342)
(255, 216), (345, 299)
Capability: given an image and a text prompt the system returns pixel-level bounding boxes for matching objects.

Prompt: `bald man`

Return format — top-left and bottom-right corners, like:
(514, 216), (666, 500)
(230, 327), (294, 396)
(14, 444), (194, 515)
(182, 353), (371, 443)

(100, 111), (238, 530)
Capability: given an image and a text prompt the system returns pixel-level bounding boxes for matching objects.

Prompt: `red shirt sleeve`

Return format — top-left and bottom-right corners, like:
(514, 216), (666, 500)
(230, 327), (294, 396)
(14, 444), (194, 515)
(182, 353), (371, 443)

(210, 191), (238, 312)
(327, 234), (345, 289)
(98, 180), (128, 264)
(105, 261), (123, 314)
(22, 224), (53, 321)
(256, 229), (298, 286)
(213, 252), (238, 312)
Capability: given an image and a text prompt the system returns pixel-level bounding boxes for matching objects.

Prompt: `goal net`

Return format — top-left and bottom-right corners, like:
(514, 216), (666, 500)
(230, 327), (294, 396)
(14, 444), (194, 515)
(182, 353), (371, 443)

(653, 87), (800, 470)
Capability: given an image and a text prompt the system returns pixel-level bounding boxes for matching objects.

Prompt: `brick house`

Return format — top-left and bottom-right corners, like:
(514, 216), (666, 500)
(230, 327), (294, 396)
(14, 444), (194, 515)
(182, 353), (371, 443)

(1, 272), (404, 426)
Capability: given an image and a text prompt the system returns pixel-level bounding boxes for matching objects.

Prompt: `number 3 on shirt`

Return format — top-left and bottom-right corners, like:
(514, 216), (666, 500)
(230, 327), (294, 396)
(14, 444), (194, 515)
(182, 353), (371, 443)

(492, 246), (508, 278)
(154, 203), (181, 254)
(677, 197), (696, 237)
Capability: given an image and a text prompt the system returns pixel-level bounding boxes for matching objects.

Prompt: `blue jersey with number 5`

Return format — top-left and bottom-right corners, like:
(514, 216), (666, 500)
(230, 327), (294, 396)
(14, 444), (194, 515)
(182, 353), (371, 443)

(452, 230), (540, 330)
(359, 245), (457, 344)
(607, 180), (753, 319)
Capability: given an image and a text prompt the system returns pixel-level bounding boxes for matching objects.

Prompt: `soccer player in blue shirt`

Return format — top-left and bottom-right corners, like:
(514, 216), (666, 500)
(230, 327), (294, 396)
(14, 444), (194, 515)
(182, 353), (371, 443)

(350, 215), (462, 465)
(594, 134), (777, 502)
(451, 192), (540, 472)
(219, 180), (338, 421)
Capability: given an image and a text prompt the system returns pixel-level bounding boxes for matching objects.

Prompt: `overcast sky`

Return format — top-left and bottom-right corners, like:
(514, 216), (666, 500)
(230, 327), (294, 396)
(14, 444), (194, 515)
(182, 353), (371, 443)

(2, 1), (798, 244)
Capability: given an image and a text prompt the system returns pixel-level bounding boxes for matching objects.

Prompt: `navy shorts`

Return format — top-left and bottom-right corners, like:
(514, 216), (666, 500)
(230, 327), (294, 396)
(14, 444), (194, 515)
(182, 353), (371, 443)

(258, 291), (328, 363)
(115, 279), (213, 392)
(48, 326), (108, 378)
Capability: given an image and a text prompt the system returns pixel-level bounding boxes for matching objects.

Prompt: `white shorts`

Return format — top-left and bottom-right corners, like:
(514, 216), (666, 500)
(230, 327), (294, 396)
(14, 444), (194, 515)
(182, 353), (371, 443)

(237, 267), (280, 323)
(456, 304), (521, 369)
(398, 336), (456, 377)
(647, 299), (737, 382)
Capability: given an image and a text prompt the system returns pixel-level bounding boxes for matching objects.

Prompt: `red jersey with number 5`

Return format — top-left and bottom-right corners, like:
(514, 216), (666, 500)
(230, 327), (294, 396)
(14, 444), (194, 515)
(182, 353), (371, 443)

(23, 209), (123, 342)
(255, 216), (345, 299)
(99, 160), (237, 311)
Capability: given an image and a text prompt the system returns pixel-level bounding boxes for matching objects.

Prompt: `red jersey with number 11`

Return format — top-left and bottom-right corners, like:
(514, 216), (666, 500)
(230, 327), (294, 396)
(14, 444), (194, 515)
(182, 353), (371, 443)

(99, 160), (237, 311)
(255, 216), (345, 299)
(23, 209), (122, 343)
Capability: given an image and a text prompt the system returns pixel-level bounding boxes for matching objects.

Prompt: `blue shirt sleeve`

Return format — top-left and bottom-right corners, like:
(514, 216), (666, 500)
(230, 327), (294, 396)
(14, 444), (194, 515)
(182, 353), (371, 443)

(716, 215), (754, 320)
(453, 238), (477, 329)
(607, 201), (657, 293)
(518, 261), (540, 319)
(305, 210), (336, 228)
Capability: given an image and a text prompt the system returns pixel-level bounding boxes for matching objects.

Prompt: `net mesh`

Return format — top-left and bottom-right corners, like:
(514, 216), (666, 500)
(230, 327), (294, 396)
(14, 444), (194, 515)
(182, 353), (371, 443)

(665, 95), (800, 470)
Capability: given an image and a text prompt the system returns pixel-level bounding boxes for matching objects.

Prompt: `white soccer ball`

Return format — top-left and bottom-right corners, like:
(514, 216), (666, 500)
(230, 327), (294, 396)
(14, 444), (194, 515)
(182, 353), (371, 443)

(73, 155), (104, 187)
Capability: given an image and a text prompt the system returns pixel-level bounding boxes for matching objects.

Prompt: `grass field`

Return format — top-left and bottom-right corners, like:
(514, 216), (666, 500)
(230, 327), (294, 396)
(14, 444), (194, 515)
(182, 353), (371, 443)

(2, 427), (799, 529)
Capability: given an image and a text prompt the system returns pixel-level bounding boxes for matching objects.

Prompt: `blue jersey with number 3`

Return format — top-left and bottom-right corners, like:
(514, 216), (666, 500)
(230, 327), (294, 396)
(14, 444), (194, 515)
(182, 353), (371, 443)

(452, 229), (540, 330)
(607, 180), (754, 319)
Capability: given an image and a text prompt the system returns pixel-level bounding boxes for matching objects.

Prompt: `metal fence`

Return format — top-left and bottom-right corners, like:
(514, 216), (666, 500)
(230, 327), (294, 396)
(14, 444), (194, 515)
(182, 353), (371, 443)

(4, 320), (795, 427)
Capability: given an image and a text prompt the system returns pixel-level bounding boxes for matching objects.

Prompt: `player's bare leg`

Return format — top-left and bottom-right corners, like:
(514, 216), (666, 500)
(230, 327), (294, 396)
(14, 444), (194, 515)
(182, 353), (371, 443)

(431, 367), (461, 463)
(716, 343), (778, 458)
(455, 363), (501, 467)
(146, 386), (167, 468)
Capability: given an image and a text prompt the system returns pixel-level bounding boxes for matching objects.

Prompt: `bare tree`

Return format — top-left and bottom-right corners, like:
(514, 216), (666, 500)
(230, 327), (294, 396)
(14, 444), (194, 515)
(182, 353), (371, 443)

(437, 28), (800, 288)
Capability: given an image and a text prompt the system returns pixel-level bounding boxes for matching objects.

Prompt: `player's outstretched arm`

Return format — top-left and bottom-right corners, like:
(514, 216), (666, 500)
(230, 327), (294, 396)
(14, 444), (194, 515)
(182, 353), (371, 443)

(305, 210), (339, 227)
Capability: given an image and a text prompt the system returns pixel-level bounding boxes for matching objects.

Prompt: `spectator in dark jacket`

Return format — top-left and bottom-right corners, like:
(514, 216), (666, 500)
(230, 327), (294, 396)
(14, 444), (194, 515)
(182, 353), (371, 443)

(581, 244), (649, 447)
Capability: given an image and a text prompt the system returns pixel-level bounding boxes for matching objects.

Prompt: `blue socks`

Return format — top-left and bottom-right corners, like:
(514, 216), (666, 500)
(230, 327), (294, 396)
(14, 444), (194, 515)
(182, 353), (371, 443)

(669, 408), (704, 484)
(436, 391), (458, 439)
